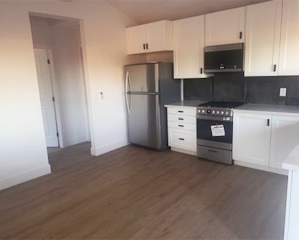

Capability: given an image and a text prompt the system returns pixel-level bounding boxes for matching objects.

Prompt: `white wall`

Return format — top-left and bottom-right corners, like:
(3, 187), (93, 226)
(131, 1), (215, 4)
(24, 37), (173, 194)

(0, 0), (139, 190)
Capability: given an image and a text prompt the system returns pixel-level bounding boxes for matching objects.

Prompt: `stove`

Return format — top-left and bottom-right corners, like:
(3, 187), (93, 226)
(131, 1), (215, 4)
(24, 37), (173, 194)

(196, 101), (244, 165)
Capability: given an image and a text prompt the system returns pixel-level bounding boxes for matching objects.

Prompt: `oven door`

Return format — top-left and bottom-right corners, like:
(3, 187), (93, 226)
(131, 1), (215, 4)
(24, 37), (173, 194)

(197, 118), (233, 150)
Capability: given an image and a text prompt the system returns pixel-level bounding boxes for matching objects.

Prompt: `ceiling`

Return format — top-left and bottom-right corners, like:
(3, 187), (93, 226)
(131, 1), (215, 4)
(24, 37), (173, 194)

(106, 0), (270, 25)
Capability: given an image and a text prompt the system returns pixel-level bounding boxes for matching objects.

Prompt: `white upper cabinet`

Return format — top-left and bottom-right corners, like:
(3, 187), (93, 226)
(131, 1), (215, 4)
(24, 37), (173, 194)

(205, 7), (245, 46)
(278, 0), (299, 75)
(126, 20), (173, 55)
(126, 25), (147, 55)
(244, 1), (282, 76)
(173, 16), (208, 79)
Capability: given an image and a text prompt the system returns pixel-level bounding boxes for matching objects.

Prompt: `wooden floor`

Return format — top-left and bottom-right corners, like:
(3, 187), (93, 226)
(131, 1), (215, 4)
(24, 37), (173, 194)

(0, 142), (287, 239)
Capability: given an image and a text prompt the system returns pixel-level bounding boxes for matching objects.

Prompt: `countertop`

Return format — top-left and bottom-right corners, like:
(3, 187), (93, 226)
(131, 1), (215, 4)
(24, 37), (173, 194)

(283, 145), (299, 172)
(164, 100), (206, 108)
(235, 103), (299, 115)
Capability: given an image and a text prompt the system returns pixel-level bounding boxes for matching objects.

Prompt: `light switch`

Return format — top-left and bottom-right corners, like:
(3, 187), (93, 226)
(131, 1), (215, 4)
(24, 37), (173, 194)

(280, 88), (287, 97)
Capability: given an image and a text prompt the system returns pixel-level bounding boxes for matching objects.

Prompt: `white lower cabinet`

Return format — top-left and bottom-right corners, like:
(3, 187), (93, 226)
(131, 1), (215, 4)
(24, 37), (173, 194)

(270, 115), (299, 169)
(233, 111), (299, 171)
(168, 128), (196, 152)
(166, 106), (197, 154)
(233, 112), (271, 166)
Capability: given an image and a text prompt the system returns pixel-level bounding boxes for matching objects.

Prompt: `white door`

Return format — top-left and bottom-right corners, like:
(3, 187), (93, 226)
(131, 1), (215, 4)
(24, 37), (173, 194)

(34, 49), (59, 147)
(233, 112), (271, 166)
(244, 1), (282, 76)
(173, 15), (207, 79)
(279, 0), (299, 75)
(205, 7), (245, 46)
(270, 115), (299, 169)
(125, 25), (146, 54)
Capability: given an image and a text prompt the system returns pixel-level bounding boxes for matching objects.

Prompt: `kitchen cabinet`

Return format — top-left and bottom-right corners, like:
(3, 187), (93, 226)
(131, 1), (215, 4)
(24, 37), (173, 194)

(233, 112), (271, 166)
(270, 115), (299, 169)
(166, 106), (197, 154)
(278, 0), (299, 75)
(173, 16), (208, 79)
(205, 7), (245, 46)
(125, 20), (173, 55)
(233, 111), (299, 170)
(244, 1), (282, 76)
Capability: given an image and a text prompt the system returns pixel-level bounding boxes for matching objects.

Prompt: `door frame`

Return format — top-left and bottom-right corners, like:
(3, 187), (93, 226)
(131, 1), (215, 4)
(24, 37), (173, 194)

(35, 48), (65, 148)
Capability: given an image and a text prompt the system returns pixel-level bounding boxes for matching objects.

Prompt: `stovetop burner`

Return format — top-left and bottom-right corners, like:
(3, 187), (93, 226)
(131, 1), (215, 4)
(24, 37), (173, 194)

(198, 101), (244, 109)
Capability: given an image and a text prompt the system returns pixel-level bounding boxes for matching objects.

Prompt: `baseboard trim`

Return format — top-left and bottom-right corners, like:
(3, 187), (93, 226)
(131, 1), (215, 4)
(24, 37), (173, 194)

(65, 136), (89, 148)
(171, 147), (197, 156)
(90, 138), (129, 156)
(234, 161), (288, 175)
(0, 165), (51, 191)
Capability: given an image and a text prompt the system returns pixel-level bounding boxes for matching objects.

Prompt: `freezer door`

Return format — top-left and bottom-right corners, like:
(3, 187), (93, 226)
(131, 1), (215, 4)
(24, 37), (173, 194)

(125, 64), (158, 93)
(127, 93), (162, 149)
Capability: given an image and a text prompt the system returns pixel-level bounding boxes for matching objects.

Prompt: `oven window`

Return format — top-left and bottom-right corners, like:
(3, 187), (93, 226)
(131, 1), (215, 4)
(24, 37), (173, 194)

(197, 119), (233, 144)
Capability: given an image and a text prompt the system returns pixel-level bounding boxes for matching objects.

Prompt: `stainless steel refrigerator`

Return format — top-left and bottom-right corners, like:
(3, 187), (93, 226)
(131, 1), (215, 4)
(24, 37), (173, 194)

(125, 63), (180, 150)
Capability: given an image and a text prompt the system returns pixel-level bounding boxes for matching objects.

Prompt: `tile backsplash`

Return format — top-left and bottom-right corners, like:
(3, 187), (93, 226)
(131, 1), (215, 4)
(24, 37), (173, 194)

(184, 73), (299, 106)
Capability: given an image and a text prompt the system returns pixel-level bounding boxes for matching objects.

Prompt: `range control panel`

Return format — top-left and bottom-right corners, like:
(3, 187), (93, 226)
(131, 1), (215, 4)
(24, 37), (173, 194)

(197, 107), (234, 121)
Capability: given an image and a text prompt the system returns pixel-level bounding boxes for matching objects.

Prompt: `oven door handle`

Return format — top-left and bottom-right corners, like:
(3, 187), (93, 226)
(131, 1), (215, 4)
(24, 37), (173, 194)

(197, 116), (232, 122)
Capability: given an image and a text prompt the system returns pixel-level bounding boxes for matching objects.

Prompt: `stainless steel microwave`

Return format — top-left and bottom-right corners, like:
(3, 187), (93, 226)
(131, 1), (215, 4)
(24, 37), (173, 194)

(204, 43), (244, 73)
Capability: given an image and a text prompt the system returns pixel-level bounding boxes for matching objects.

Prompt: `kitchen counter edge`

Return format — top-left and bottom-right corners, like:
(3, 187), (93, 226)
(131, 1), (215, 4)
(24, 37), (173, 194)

(164, 100), (206, 108)
(234, 104), (299, 116)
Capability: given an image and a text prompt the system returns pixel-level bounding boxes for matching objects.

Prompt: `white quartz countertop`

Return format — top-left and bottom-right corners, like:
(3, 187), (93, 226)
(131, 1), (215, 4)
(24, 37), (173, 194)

(235, 104), (299, 115)
(164, 100), (206, 108)
(283, 145), (299, 172)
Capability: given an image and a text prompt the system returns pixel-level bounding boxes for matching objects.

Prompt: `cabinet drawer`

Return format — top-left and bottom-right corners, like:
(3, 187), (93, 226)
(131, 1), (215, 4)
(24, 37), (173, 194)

(167, 121), (196, 131)
(168, 114), (196, 124)
(167, 107), (196, 116)
(168, 128), (196, 151)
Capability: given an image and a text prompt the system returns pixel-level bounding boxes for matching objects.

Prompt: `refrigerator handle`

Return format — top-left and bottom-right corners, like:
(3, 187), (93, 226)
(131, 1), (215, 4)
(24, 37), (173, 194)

(125, 71), (130, 113)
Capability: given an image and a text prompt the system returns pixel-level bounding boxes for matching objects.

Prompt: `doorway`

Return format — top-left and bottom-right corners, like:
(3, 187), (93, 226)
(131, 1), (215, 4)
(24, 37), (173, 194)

(30, 15), (90, 149)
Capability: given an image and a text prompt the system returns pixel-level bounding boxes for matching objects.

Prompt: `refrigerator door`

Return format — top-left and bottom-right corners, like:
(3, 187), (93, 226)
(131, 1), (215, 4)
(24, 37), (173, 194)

(127, 93), (162, 149)
(125, 64), (158, 93)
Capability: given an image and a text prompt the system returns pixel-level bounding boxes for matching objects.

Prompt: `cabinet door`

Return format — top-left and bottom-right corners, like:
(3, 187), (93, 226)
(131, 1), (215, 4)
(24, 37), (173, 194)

(278, 0), (299, 75)
(173, 16), (208, 79)
(146, 20), (173, 52)
(270, 115), (299, 169)
(244, 1), (282, 76)
(205, 7), (245, 46)
(126, 25), (146, 54)
(233, 112), (271, 166)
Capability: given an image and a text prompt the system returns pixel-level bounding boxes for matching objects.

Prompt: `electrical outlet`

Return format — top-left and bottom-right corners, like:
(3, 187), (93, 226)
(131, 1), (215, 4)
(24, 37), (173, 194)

(280, 88), (287, 97)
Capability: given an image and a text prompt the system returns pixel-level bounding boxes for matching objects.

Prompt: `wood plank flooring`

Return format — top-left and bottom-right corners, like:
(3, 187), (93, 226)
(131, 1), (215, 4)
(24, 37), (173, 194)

(0, 142), (287, 239)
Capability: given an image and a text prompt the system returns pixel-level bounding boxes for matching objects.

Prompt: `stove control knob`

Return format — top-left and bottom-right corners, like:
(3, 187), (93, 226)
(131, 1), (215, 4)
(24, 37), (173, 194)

(225, 111), (229, 115)
(221, 111), (224, 115)
(212, 110), (215, 114)
(216, 111), (220, 114)
(202, 109), (205, 113)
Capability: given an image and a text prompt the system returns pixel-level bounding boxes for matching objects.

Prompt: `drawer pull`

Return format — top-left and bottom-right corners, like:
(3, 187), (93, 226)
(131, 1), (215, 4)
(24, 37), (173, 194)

(179, 138), (185, 141)
(178, 125), (184, 127)
(208, 149), (218, 153)
(178, 110), (184, 113)
(178, 118), (184, 120)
